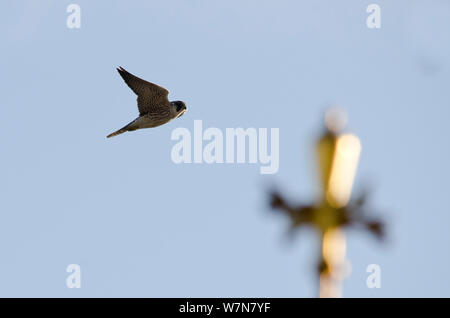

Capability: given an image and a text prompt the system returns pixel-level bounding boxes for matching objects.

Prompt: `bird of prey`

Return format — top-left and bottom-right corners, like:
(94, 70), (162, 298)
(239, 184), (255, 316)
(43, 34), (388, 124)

(107, 67), (187, 138)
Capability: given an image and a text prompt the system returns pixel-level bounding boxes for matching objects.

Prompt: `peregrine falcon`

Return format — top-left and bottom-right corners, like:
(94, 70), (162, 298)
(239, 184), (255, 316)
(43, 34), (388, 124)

(107, 67), (187, 138)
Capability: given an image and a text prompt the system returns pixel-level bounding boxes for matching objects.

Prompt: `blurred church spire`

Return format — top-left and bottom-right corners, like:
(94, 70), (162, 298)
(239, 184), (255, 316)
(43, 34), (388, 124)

(270, 107), (384, 297)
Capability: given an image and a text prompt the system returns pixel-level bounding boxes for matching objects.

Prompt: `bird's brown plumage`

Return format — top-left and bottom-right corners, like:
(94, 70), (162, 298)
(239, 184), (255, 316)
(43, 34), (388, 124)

(116, 66), (171, 115)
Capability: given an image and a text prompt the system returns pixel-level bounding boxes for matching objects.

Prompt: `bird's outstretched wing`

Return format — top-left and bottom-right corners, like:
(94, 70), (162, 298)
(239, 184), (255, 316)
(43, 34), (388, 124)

(117, 67), (170, 115)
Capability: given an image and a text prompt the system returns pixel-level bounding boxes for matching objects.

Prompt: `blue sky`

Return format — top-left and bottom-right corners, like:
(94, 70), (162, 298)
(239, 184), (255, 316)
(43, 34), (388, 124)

(0, 0), (449, 297)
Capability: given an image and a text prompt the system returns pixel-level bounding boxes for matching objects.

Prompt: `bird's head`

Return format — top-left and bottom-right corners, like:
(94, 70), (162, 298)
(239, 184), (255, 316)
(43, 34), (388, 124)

(171, 101), (187, 118)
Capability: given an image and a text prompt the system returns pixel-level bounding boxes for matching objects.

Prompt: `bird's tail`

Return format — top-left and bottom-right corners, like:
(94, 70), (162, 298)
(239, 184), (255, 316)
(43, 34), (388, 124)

(107, 128), (128, 138)
(106, 121), (136, 138)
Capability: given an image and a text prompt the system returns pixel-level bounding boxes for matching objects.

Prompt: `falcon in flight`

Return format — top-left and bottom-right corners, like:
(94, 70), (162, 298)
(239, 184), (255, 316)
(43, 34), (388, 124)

(107, 67), (187, 138)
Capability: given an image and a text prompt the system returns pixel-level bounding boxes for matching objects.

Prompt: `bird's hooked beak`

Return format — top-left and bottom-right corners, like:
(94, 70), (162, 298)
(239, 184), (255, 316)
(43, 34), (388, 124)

(177, 107), (187, 118)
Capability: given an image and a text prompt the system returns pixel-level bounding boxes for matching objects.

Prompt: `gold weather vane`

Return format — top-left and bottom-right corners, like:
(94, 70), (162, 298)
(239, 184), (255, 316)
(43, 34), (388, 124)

(270, 108), (384, 297)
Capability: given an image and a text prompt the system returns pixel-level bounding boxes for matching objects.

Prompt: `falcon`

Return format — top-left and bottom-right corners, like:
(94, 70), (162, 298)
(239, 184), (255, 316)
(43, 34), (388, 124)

(107, 67), (187, 138)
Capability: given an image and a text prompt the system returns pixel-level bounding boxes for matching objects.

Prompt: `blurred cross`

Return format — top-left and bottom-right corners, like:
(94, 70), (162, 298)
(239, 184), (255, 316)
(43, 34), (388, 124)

(270, 108), (384, 297)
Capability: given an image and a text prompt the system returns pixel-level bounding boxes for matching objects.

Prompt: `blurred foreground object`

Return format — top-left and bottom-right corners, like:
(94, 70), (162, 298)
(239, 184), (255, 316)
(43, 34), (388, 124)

(270, 108), (384, 297)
